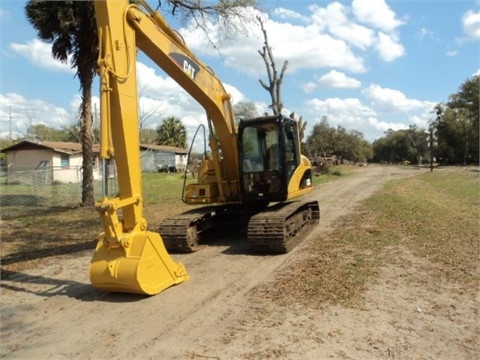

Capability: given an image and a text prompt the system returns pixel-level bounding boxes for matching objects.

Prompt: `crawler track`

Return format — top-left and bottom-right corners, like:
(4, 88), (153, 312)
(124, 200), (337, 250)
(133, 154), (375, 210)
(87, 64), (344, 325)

(158, 206), (246, 252)
(247, 200), (320, 253)
(158, 206), (214, 252)
(159, 201), (320, 254)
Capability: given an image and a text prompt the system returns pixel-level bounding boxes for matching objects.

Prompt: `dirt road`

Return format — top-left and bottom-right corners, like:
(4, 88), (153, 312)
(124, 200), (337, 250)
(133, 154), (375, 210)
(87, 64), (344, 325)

(1, 165), (476, 359)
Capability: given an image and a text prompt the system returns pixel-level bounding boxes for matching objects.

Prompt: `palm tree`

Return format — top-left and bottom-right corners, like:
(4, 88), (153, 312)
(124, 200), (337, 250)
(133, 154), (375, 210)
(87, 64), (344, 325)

(156, 117), (187, 148)
(25, 0), (98, 206)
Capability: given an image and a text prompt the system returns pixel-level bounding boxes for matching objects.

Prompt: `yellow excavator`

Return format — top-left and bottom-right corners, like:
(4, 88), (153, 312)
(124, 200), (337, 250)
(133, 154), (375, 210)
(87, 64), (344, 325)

(90, 0), (319, 295)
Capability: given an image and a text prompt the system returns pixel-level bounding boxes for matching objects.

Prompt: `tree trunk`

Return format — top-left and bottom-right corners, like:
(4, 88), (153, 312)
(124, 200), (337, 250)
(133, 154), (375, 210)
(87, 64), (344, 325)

(80, 75), (94, 206)
(257, 16), (288, 116)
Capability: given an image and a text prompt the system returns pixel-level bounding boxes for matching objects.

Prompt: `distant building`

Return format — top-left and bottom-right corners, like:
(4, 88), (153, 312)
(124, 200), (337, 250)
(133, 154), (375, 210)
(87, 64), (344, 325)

(0, 140), (101, 185)
(1, 140), (189, 184)
(140, 144), (188, 172)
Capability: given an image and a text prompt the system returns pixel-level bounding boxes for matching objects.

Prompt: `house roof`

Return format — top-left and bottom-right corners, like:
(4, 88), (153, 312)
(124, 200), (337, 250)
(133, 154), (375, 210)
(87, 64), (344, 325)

(140, 144), (188, 155)
(0, 140), (100, 154)
(0, 140), (186, 155)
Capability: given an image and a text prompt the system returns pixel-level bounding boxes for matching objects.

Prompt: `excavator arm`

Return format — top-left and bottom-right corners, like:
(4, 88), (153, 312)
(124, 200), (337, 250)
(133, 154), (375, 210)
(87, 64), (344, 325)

(90, 0), (211, 295)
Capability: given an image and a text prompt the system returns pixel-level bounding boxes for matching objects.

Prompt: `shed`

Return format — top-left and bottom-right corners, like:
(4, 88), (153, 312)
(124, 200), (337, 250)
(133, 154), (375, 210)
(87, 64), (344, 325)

(140, 144), (188, 172)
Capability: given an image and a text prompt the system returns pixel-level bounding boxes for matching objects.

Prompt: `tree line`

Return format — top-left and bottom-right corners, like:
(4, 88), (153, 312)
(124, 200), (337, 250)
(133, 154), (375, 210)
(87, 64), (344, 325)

(304, 116), (373, 163)
(236, 76), (478, 167)
(372, 74), (479, 165)
(3, 73), (478, 168)
(0, 116), (187, 149)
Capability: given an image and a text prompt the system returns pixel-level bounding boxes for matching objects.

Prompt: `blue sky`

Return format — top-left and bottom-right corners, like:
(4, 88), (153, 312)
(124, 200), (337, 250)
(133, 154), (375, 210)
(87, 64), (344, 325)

(1, 0), (479, 146)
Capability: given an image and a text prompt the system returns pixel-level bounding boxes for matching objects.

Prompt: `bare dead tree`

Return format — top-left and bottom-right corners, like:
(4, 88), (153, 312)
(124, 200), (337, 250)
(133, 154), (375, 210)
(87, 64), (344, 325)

(233, 101), (258, 122)
(256, 16), (305, 139)
(290, 112), (307, 141)
(138, 87), (162, 133)
(159, 0), (258, 48)
(257, 16), (288, 116)
(164, 0), (257, 19)
(298, 116), (307, 141)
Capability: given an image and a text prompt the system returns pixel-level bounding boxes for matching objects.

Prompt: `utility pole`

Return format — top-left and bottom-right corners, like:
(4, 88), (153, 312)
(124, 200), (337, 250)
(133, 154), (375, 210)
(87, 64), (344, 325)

(426, 126), (437, 172)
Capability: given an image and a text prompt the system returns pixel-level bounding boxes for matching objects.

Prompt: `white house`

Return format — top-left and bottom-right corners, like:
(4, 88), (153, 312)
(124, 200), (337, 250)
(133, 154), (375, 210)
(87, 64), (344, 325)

(1, 140), (101, 184)
(1, 140), (189, 184)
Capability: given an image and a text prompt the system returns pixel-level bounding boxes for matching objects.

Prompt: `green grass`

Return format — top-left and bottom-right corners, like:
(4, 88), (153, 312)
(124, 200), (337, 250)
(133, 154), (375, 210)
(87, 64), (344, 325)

(252, 168), (480, 309)
(143, 166), (354, 200)
(0, 165), (350, 213)
(141, 172), (193, 204)
(366, 170), (479, 284)
(0, 172), (189, 217)
(312, 165), (356, 186)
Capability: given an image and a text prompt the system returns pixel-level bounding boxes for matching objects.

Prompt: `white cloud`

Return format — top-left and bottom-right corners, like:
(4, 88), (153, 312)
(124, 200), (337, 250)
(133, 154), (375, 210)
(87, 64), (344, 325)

(305, 96), (386, 140)
(181, 7), (367, 75)
(135, 62), (207, 135)
(70, 94), (100, 124)
(301, 82), (317, 93)
(0, 8), (9, 19)
(303, 84), (436, 141)
(136, 61), (244, 114)
(10, 39), (73, 73)
(310, 3), (375, 50)
(0, 93), (72, 138)
(363, 84), (435, 113)
(366, 116), (407, 134)
(352, 0), (404, 33)
(318, 70), (361, 88)
(417, 28), (434, 41)
(224, 83), (245, 104)
(262, 10), (367, 73)
(375, 32), (405, 62)
(273, 7), (308, 22)
(69, 94), (83, 116)
(462, 10), (480, 39)
(314, 97), (375, 121)
(179, 1), (408, 79)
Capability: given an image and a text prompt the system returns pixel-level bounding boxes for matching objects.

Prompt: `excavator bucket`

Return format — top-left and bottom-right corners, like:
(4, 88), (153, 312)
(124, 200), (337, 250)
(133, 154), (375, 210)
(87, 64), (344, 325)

(89, 231), (189, 295)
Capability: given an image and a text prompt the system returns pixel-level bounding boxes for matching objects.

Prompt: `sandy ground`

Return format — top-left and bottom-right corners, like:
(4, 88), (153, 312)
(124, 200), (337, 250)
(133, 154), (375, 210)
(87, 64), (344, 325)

(1, 165), (478, 359)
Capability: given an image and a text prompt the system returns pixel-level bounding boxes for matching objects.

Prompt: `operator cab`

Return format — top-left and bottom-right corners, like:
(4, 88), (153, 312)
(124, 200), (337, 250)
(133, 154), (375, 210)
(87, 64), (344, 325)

(238, 115), (306, 205)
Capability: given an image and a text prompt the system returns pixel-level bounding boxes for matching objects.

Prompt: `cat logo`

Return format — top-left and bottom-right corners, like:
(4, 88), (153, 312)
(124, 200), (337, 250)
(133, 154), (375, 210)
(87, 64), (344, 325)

(170, 52), (200, 80)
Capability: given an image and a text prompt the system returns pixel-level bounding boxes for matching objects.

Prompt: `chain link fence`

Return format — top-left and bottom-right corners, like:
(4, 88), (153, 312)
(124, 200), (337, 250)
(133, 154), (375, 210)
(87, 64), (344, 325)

(0, 166), (118, 218)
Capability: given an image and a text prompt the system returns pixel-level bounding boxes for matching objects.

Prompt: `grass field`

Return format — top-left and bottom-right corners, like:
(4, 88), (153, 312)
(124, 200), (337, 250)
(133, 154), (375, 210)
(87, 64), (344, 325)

(253, 167), (480, 308)
(0, 165), (353, 217)
(0, 166), (354, 270)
